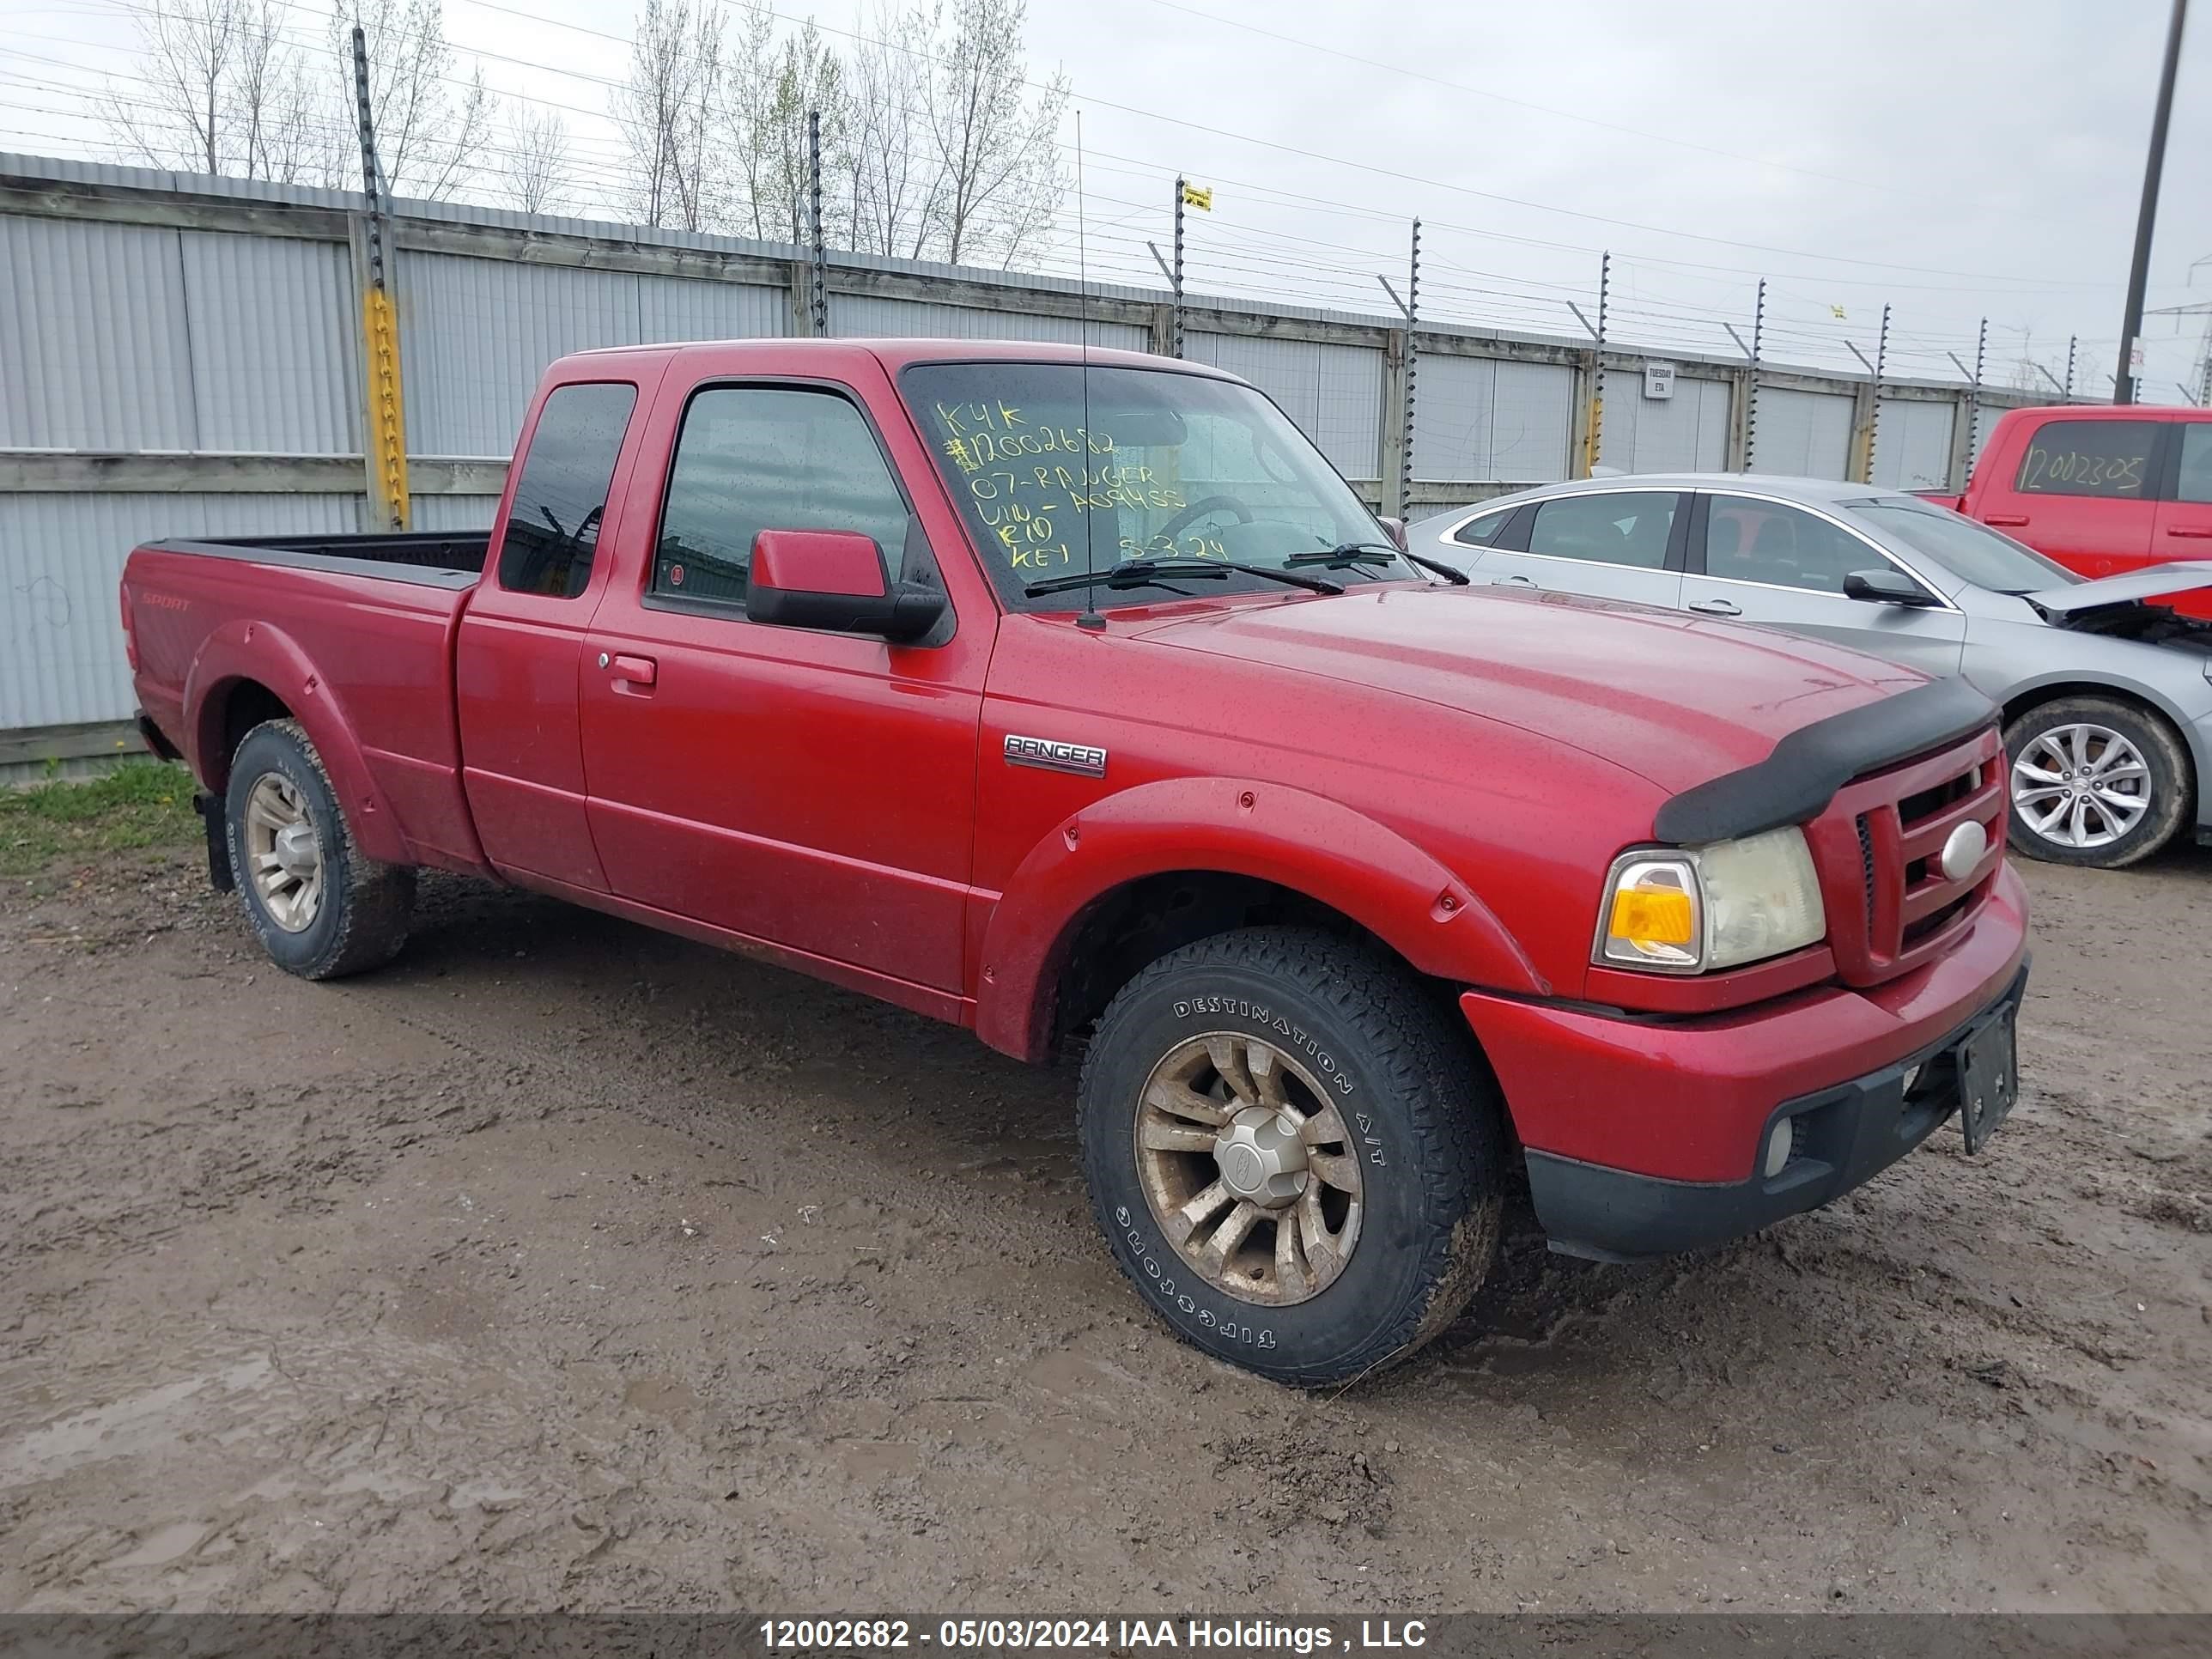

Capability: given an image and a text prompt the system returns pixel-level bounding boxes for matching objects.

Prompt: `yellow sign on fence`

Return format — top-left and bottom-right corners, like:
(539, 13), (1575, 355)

(1181, 183), (1212, 212)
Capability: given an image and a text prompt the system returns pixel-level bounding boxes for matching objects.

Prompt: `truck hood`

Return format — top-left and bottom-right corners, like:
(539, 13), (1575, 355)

(1132, 585), (1924, 798)
(2025, 562), (2212, 614)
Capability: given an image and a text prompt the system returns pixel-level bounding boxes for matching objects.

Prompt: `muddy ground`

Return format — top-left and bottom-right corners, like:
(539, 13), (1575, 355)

(0, 829), (2205, 1615)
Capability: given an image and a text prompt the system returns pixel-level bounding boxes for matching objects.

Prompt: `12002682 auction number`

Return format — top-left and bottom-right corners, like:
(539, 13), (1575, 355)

(760, 1620), (1121, 1650)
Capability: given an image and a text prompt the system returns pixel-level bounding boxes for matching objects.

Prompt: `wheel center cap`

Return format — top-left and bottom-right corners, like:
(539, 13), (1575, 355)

(1213, 1106), (1309, 1207)
(275, 821), (319, 877)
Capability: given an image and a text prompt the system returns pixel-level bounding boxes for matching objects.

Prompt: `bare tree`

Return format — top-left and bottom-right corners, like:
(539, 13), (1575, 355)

(615, 0), (725, 229)
(102, 0), (331, 181)
(842, 1), (940, 259)
(331, 0), (493, 201)
(500, 106), (571, 216)
(920, 0), (1066, 265)
(756, 18), (849, 246)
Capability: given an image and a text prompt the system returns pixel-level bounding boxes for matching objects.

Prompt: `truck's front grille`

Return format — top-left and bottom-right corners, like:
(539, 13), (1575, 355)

(1807, 730), (2005, 988)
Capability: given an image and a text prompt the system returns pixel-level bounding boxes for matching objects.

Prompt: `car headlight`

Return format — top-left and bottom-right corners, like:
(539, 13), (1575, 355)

(1595, 826), (1826, 974)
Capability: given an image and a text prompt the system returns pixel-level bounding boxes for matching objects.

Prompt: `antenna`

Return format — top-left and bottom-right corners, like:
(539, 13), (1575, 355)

(1074, 109), (1105, 632)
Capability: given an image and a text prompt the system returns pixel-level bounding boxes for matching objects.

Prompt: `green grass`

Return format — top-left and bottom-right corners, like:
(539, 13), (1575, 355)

(0, 760), (202, 878)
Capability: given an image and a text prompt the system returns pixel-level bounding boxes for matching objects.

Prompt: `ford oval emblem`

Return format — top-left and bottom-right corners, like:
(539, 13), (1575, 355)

(1940, 820), (1988, 881)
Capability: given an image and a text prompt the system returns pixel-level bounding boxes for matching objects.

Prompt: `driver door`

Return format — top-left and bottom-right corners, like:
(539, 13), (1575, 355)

(577, 369), (989, 995)
(1682, 492), (1964, 676)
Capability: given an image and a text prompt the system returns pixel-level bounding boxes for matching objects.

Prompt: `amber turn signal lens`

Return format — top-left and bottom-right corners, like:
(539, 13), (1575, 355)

(1609, 886), (1695, 946)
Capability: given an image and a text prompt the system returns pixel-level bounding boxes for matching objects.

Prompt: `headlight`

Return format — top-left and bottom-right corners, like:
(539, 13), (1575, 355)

(1595, 827), (1826, 974)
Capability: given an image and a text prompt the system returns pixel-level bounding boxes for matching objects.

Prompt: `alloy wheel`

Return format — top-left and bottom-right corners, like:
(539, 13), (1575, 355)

(2012, 723), (2151, 851)
(1132, 1032), (1364, 1306)
(242, 772), (325, 933)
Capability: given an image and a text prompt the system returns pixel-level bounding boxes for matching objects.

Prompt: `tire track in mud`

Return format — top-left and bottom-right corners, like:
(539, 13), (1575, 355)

(1, 847), (2206, 1613)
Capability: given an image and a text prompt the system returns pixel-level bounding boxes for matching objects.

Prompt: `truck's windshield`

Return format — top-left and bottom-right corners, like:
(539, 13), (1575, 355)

(902, 361), (1403, 610)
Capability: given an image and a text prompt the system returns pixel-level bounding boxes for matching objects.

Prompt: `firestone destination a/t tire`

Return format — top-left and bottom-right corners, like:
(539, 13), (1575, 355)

(1078, 927), (1505, 1387)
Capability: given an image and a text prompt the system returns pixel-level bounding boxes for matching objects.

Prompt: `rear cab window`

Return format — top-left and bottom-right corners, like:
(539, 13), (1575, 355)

(495, 381), (639, 598)
(2012, 418), (2160, 499)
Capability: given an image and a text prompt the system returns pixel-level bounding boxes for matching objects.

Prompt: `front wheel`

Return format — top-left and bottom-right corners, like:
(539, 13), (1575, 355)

(1078, 927), (1504, 1387)
(2004, 696), (2191, 870)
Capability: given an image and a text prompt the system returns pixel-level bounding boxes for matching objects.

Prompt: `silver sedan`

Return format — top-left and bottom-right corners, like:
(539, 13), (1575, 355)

(1416, 475), (2212, 870)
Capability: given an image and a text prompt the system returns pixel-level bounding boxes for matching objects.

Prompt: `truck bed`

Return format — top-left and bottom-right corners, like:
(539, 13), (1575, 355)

(125, 532), (491, 877)
(152, 530), (490, 586)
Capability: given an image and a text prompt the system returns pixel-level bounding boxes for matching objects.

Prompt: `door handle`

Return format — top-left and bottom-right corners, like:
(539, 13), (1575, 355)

(599, 651), (658, 690)
(1491, 574), (1537, 586)
(1986, 514), (2030, 527)
(2163, 526), (2212, 539)
(1688, 598), (1742, 617)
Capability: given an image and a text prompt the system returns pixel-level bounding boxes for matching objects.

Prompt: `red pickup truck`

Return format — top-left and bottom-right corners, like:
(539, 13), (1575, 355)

(1929, 404), (2212, 618)
(121, 339), (2029, 1385)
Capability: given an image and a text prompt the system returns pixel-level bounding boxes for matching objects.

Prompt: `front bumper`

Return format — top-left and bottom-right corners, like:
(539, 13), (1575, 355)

(1522, 963), (2027, 1260)
(1461, 863), (2030, 1260)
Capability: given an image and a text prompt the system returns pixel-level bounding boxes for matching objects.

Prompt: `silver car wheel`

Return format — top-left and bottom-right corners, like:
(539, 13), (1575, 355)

(242, 771), (325, 933)
(2012, 723), (2151, 850)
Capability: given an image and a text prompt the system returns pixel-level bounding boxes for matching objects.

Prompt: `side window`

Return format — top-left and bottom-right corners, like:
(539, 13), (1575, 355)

(653, 386), (913, 610)
(1451, 508), (1512, 548)
(1704, 498), (1892, 595)
(1526, 491), (1677, 569)
(2012, 419), (2158, 498)
(495, 381), (638, 598)
(2175, 425), (2212, 505)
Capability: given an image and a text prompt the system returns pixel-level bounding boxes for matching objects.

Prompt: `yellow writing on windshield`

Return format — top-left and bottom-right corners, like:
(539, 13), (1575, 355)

(928, 397), (1194, 574)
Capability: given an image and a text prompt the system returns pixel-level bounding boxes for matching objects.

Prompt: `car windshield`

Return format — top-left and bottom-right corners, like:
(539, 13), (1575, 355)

(1845, 498), (2081, 594)
(902, 361), (1407, 609)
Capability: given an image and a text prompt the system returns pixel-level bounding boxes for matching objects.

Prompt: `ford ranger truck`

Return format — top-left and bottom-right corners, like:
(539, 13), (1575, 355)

(120, 340), (2030, 1387)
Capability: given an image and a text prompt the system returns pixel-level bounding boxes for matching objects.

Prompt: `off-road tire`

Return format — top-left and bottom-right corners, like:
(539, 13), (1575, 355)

(225, 719), (415, 979)
(1078, 927), (1505, 1388)
(2003, 696), (2191, 870)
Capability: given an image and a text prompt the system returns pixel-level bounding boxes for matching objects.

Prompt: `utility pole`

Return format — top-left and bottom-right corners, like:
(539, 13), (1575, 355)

(351, 24), (407, 532)
(2115, 0), (2190, 404)
(1402, 218), (1419, 513)
(807, 108), (828, 337)
(1172, 175), (1187, 359)
(1846, 304), (1889, 483)
(1376, 222), (1420, 517)
(1723, 277), (1766, 472)
(1566, 252), (1610, 477)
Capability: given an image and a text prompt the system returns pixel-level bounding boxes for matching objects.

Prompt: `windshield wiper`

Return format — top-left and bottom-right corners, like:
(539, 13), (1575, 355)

(1024, 557), (1343, 599)
(1285, 541), (1470, 585)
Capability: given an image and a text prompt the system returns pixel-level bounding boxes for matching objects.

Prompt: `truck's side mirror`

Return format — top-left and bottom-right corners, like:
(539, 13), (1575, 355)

(1379, 515), (1409, 551)
(1843, 568), (1940, 608)
(747, 529), (948, 643)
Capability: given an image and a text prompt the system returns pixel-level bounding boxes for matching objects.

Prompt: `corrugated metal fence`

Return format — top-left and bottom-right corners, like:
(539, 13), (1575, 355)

(0, 152), (2045, 762)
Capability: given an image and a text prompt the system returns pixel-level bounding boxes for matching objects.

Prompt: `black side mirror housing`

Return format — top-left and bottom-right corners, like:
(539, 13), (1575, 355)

(1844, 568), (1940, 607)
(747, 529), (950, 644)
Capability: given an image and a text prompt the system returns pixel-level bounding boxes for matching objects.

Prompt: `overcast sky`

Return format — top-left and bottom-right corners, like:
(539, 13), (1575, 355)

(3, 0), (2207, 397)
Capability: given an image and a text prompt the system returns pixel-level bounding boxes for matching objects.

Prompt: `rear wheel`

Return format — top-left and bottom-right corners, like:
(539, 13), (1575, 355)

(1078, 927), (1504, 1388)
(2004, 696), (2191, 870)
(224, 719), (415, 979)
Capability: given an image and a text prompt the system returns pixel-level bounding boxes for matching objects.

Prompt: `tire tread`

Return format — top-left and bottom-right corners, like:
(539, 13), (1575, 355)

(1078, 926), (1504, 1388)
(227, 719), (414, 979)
